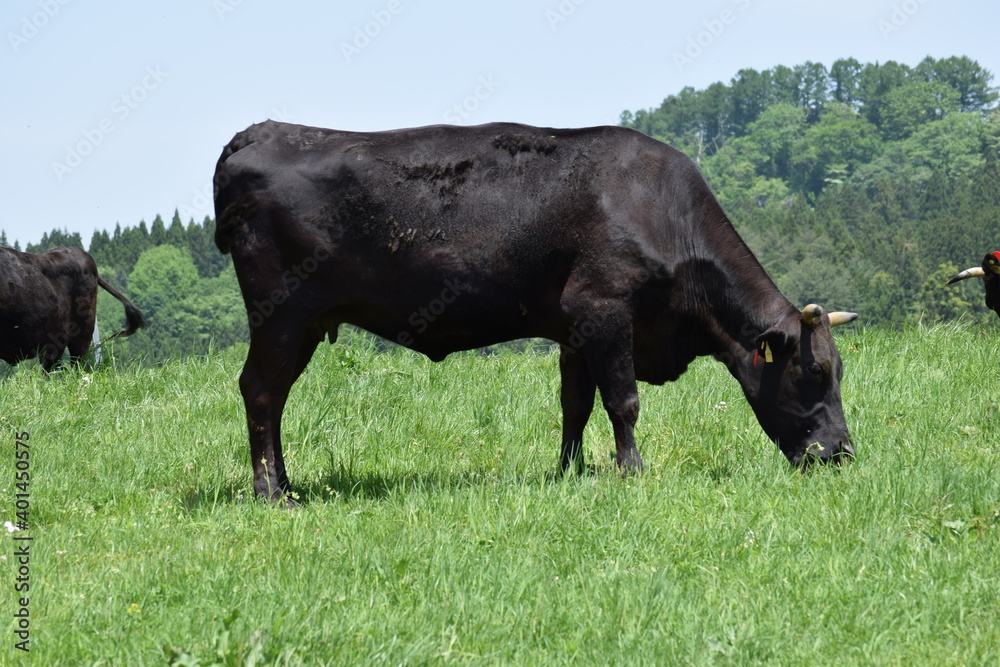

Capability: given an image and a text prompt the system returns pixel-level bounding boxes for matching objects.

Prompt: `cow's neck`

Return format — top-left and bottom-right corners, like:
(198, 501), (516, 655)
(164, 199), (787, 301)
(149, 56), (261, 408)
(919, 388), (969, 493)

(684, 217), (795, 361)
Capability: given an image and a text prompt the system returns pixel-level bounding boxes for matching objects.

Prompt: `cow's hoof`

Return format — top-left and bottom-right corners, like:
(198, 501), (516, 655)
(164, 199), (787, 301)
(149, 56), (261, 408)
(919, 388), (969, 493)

(616, 452), (644, 474)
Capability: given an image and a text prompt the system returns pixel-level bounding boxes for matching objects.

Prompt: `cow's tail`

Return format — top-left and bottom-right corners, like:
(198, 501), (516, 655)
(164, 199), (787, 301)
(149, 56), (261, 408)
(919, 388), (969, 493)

(96, 276), (148, 340)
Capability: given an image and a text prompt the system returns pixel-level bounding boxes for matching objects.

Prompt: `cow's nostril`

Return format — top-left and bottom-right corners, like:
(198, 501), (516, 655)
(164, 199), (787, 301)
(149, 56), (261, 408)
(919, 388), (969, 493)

(833, 441), (855, 464)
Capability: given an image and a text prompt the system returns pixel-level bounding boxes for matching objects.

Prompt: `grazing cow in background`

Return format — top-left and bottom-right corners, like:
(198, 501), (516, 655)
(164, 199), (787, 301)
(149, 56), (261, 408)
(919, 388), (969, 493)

(0, 246), (147, 370)
(214, 121), (859, 503)
(946, 251), (1000, 318)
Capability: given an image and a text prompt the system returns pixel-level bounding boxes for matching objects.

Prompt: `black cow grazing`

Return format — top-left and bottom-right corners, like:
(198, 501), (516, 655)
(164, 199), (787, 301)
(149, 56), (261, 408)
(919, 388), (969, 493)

(946, 251), (1000, 318)
(214, 121), (859, 503)
(0, 246), (147, 370)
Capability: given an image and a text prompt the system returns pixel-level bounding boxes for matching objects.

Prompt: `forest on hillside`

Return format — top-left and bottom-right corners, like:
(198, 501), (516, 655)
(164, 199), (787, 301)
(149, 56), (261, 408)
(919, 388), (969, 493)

(621, 55), (999, 325)
(2, 56), (997, 366)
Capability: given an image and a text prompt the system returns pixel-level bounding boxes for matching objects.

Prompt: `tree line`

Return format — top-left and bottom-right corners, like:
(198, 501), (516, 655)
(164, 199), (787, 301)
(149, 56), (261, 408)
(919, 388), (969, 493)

(2, 55), (997, 365)
(621, 55), (1000, 324)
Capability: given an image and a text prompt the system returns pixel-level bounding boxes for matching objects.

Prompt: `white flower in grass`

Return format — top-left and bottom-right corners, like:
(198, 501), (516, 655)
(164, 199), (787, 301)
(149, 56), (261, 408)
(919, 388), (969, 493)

(4, 521), (20, 533)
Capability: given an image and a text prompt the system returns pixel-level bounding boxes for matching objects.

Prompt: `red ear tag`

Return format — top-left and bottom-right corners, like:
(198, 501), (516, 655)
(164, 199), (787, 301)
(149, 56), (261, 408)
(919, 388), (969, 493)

(752, 349), (761, 367)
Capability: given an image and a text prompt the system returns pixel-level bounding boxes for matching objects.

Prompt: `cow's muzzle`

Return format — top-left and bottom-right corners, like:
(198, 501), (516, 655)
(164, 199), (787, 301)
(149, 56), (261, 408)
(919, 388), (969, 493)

(796, 438), (855, 468)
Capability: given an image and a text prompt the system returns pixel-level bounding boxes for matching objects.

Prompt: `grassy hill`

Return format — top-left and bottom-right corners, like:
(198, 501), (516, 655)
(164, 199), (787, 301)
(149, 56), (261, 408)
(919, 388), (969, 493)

(1, 324), (998, 664)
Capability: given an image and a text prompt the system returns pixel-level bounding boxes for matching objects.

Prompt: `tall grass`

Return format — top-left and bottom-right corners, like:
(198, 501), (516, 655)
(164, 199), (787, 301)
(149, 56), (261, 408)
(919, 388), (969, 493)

(1, 323), (998, 665)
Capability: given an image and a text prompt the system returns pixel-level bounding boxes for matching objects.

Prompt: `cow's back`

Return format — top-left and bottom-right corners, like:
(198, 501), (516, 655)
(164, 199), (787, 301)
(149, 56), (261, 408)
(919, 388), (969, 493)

(0, 246), (99, 365)
(212, 121), (748, 360)
(214, 120), (680, 251)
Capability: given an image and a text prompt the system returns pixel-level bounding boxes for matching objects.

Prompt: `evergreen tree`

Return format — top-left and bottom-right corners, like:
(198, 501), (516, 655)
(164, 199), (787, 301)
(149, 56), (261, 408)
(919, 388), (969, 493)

(973, 143), (1000, 208)
(187, 219), (214, 278)
(856, 60), (912, 129)
(927, 55), (999, 112)
(117, 221), (152, 274)
(970, 144), (1000, 253)
(88, 229), (113, 267)
(919, 169), (951, 221)
(26, 228), (83, 253)
(911, 263), (973, 322)
(794, 61), (829, 122)
(829, 57), (863, 107)
(150, 214), (167, 247)
(729, 68), (771, 136)
(167, 210), (187, 248)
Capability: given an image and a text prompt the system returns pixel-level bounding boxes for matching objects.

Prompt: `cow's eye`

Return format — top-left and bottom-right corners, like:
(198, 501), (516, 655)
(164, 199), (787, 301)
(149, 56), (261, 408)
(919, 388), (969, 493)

(806, 362), (823, 377)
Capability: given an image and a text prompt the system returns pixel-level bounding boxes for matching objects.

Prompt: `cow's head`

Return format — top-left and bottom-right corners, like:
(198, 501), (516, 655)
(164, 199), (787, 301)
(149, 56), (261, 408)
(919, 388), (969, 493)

(946, 251), (1000, 318)
(739, 304), (858, 467)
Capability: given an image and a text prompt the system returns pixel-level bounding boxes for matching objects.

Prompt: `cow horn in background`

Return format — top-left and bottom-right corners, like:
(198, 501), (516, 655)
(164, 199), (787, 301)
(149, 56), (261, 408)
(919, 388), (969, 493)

(945, 266), (986, 285)
(828, 311), (859, 327)
(801, 304), (858, 328)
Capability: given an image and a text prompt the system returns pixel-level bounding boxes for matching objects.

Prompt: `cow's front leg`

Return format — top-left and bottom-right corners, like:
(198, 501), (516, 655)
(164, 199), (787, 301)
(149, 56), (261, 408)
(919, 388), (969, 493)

(584, 333), (644, 471)
(559, 347), (597, 474)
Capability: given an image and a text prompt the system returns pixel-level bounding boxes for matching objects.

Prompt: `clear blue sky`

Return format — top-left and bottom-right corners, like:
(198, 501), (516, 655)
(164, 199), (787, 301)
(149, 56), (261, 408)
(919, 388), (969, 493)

(3, 0), (998, 248)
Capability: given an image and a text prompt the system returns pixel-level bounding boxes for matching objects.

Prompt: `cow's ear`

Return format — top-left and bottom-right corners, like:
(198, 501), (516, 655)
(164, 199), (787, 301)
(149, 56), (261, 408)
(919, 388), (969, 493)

(754, 325), (792, 364)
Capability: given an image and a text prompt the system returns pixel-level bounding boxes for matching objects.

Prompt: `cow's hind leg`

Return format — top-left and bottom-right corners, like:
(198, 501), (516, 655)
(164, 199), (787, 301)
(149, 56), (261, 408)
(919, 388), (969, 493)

(38, 343), (64, 372)
(240, 324), (323, 504)
(66, 324), (95, 367)
(559, 347), (596, 474)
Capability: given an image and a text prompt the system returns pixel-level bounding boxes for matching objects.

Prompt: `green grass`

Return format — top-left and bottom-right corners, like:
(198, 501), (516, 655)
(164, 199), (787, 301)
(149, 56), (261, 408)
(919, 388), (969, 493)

(1, 323), (999, 665)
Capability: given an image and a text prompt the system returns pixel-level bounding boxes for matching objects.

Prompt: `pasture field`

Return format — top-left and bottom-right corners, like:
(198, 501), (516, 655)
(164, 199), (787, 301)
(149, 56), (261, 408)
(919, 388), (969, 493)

(1, 323), (999, 665)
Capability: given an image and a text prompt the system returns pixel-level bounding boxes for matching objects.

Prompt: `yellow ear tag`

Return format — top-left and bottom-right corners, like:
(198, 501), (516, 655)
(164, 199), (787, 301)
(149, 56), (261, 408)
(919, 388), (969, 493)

(762, 341), (773, 363)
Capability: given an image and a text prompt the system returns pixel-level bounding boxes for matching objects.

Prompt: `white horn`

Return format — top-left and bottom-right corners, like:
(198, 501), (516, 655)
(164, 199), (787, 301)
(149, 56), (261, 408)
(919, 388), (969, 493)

(828, 311), (859, 327)
(945, 267), (986, 285)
